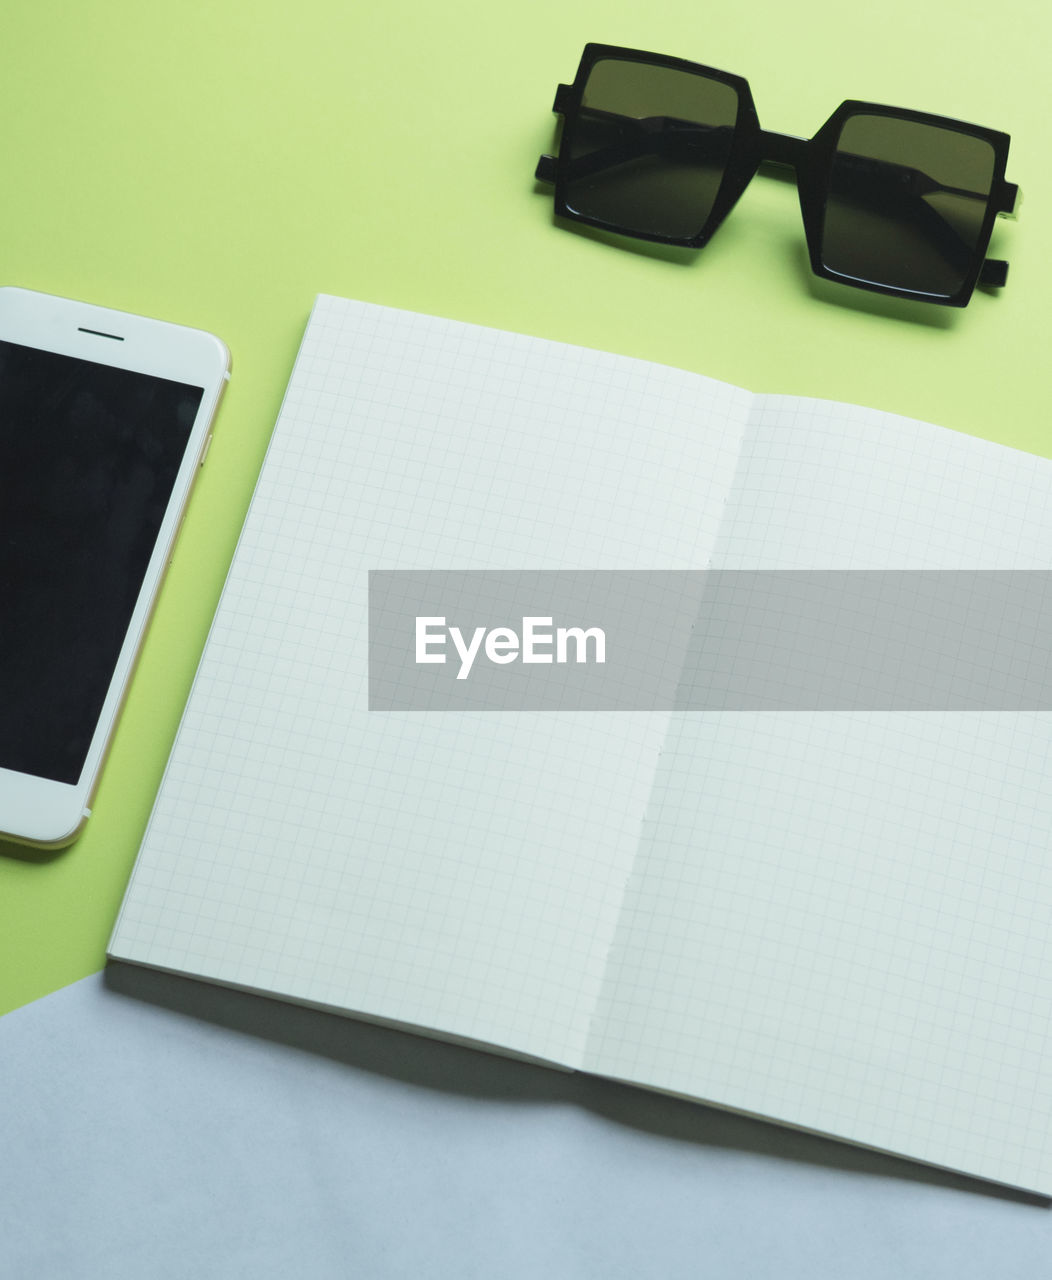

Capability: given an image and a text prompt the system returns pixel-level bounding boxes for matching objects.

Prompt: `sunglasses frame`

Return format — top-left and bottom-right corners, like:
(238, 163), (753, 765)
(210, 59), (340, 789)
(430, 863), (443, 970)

(536, 44), (1020, 307)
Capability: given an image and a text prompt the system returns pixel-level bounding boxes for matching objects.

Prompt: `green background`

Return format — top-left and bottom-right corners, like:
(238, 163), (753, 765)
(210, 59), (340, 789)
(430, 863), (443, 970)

(1, 0), (1047, 1015)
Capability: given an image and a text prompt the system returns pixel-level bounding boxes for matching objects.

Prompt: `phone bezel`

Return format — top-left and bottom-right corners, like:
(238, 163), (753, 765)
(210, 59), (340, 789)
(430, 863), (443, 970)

(0, 286), (230, 847)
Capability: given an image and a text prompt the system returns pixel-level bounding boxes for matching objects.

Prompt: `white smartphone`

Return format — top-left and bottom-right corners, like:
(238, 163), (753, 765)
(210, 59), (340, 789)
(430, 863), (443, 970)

(0, 286), (230, 848)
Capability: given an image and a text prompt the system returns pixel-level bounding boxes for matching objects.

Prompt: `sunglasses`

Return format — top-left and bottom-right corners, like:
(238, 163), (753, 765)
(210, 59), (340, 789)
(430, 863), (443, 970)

(535, 44), (1020, 307)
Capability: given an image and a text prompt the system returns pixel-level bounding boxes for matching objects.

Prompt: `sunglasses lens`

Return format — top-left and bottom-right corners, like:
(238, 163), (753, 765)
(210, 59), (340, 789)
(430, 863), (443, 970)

(562, 59), (741, 241)
(820, 115), (996, 298)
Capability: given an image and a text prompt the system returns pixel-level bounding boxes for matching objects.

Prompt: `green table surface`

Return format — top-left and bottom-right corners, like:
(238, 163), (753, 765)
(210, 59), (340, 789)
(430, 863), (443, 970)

(2, 0), (1048, 1016)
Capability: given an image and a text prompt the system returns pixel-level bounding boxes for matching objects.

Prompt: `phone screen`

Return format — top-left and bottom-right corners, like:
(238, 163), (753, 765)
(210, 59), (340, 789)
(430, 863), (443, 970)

(0, 339), (203, 785)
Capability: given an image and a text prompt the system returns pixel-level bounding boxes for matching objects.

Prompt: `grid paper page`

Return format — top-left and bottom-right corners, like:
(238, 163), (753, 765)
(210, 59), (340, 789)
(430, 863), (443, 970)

(586, 395), (1052, 1192)
(110, 295), (750, 1067)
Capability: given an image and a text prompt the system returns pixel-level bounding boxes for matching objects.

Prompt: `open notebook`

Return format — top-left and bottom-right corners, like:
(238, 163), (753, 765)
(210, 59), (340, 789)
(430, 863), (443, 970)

(110, 295), (1052, 1193)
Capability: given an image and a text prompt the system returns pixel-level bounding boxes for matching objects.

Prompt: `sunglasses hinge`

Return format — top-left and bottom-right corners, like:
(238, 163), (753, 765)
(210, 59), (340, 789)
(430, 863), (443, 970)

(758, 130), (809, 168)
(999, 183), (1021, 219)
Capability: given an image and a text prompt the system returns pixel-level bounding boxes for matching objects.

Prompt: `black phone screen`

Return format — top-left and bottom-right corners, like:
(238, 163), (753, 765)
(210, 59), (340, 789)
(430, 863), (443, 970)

(0, 339), (203, 784)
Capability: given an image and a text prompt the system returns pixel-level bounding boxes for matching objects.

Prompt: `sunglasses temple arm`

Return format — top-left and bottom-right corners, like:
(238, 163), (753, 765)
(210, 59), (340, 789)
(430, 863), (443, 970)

(538, 108), (734, 185)
(836, 152), (1016, 287)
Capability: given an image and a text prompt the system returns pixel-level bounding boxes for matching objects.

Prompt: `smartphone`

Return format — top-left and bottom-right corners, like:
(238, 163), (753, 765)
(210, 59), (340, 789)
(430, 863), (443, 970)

(0, 286), (229, 848)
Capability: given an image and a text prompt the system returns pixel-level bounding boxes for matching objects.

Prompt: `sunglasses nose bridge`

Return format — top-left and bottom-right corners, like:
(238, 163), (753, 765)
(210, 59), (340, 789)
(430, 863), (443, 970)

(758, 129), (808, 169)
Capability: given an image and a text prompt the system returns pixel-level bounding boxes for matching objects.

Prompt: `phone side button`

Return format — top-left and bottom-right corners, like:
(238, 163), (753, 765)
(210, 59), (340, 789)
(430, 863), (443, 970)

(199, 432), (213, 467)
(169, 512), (186, 567)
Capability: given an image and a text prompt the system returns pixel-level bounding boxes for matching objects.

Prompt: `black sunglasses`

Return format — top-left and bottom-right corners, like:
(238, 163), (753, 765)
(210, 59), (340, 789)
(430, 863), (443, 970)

(535, 44), (1020, 307)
